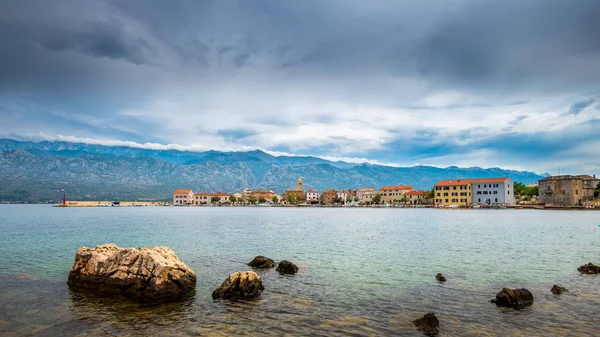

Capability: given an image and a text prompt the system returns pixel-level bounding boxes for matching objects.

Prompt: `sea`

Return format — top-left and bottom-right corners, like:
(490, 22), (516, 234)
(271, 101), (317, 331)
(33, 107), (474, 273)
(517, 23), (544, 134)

(0, 205), (599, 336)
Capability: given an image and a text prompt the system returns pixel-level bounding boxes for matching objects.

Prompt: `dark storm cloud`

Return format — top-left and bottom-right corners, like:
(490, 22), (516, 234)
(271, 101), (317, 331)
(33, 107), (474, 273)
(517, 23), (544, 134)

(39, 21), (150, 65)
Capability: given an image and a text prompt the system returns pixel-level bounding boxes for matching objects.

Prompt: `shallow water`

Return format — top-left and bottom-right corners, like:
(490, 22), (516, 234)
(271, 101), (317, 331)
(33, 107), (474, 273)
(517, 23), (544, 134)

(0, 205), (599, 336)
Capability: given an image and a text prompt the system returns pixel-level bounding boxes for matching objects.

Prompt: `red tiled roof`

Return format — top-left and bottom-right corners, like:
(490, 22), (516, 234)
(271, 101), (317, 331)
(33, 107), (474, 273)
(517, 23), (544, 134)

(322, 190), (336, 194)
(211, 192), (230, 197)
(405, 190), (425, 195)
(380, 185), (412, 191)
(470, 177), (509, 183)
(174, 189), (193, 194)
(434, 179), (471, 187)
(435, 177), (509, 187)
(194, 192), (211, 196)
(306, 189), (317, 193)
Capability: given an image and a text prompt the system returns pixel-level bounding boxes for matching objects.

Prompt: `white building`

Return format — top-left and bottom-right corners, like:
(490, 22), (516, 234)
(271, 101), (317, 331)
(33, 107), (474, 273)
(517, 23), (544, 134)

(337, 190), (349, 204)
(305, 189), (320, 204)
(472, 178), (515, 205)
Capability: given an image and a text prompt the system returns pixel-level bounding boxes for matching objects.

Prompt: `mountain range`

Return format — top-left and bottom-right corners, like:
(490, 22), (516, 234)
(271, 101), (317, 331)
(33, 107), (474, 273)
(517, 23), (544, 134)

(0, 139), (548, 202)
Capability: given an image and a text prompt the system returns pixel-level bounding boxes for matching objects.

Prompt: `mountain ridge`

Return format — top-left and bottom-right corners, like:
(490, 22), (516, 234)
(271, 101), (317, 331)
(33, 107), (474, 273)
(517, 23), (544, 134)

(0, 139), (548, 202)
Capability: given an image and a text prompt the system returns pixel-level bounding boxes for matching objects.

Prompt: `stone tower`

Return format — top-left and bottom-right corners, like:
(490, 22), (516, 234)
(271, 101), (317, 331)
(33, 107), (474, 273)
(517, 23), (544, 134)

(297, 177), (303, 191)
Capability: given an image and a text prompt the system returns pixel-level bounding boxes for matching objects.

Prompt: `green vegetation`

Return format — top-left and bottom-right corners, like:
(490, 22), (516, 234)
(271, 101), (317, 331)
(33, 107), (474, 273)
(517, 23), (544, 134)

(229, 195), (237, 203)
(514, 182), (538, 197)
(258, 196), (267, 203)
(210, 196), (220, 204)
(595, 182), (600, 198)
(372, 193), (382, 204)
(272, 195), (279, 203)
(353, 196), (359, 202)
(248, 197), (257, 204)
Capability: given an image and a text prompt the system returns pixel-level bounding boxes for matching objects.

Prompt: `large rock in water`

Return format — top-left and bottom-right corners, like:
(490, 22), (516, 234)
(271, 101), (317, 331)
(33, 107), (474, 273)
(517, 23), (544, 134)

(212, 271), (264, 301)
(490, 288), (534, 309)
(247, 256), (276, 269)
(551, 285), (567, 295)
(67, 244), (196, 302)
(276, 261), (299, 275)
(413, 312), (439, 336)
(578, 263), (600, 274)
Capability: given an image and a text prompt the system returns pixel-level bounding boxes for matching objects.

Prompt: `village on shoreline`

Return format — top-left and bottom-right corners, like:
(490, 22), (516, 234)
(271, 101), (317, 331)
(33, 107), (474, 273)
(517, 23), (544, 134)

(168, 174), (600, 209)
(46, 173), (600, 209)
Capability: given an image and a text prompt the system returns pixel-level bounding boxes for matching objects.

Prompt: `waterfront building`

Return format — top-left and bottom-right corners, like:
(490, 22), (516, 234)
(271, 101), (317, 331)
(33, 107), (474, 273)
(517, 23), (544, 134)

(405, 190), (426, 204)
(538, 175), (599, 206)
(283, 177), (305, 203)
(305, 189), (320, 204)
(249, 190), (279, 203)
(193, 192), (211, 205)
(210, 192), (231, 204)
(434, 180), (472, 206)
(356, 187), (376, 203)
(173, 189), (194, 205)
(320, 190), (337, 205)
(241, 188), (252, 201)
(379, 185), (413, 204)
(337, 190), (349, 204)
(471, 177), (514, 205)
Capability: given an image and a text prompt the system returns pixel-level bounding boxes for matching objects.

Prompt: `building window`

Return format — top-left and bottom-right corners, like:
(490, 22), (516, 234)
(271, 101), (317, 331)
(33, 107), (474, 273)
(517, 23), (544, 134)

(576, 190), (579, 195)
(477, 191), (481, 195)
(453, 186), (456, 190)
(478, 198), (481, 202)
(445, 199), (448, 203)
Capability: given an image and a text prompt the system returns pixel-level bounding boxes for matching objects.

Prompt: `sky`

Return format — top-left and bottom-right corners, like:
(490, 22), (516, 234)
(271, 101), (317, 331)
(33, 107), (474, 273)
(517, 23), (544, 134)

(0, 0), (599, 174)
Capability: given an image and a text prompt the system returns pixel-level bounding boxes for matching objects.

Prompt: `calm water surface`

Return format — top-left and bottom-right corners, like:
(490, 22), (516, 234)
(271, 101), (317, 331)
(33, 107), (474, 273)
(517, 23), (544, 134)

(0, 205), (599, 336)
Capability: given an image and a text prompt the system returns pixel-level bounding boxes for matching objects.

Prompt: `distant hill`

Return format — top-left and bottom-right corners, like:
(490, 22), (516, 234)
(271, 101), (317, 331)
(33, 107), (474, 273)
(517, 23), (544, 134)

(0, 139), (548, 202)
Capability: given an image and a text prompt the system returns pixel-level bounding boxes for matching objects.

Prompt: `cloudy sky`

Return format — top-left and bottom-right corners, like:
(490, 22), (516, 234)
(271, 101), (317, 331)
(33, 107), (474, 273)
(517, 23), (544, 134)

(1, 0), (599, 174)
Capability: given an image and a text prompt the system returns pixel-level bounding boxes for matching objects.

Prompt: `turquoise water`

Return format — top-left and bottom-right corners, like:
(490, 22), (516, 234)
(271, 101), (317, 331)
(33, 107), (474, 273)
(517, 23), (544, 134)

(1, 205), (599, 336)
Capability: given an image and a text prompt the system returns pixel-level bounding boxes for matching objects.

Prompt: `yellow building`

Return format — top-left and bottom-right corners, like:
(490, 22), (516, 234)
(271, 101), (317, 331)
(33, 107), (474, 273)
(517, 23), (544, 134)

(434, 179), (472, 206)
(283, 177), (305, 203)
(379, 185), (413, 204)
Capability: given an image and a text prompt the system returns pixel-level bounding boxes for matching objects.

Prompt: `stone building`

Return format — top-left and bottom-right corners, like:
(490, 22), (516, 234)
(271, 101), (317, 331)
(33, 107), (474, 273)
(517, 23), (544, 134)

(538, 175), (599, 206)
(320, 190), (337, 205)
(379, 185), (413, 204)
(283, 177), (305, 203)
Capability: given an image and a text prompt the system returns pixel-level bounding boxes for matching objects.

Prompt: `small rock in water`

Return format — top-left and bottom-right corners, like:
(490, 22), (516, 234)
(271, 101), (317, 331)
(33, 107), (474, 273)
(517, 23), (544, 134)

(551, 285), (567, 295)
(435, 273), (446, 282)
(490, 288), (534, 309)
(577, 262), (600, 274)
(247, 256), (276, 269)
(67, 244), (196, 302)
(276, 260), (299, 275)
(212, 271), (264, 301)
(412, 312), (439, 336)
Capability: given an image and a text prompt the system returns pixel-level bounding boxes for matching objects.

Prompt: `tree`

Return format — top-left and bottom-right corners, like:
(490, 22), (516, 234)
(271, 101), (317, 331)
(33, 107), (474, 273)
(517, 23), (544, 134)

(210, 196), (220, 204)
(258, 196), (267, 204)
(272, 195), (279, 204)
(514, 182), (526, 196)
(400, 196), (409, 204)
(229, 195), (237, 203)
(346, 196), (354, 204)
(248, 197), (257, 204)
(372, 193), (382, 204)
(353, 196), (359, 202)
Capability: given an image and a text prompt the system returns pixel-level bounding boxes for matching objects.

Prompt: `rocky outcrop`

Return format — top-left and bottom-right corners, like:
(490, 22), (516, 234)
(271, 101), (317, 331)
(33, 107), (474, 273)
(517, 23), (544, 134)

(551, 285), (567, 295)
(413, 313), (439, 336)
(248, 256), (276, 269)
(435, 273), (446, 282)
(212, 271), (264, 301)
(578, 263), (600, 274)
(276, 261), (299, 275)
(490, 288), (534, 309)
(67, 244), (196, 302)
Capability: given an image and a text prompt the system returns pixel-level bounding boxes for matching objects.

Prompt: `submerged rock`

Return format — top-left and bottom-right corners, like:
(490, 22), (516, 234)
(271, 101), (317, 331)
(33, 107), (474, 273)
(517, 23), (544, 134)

(490, 288), (534, 309)
(276, 261), (299, 275)
(67, 244), (196, 302)
(247, 256), (276, 269)
(212, 271), (264, 301)
(551, 285), (567, 295)
(435, 273), (446, 282)
(577, 263), (600, 274)
(412, 312), (439, 336)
